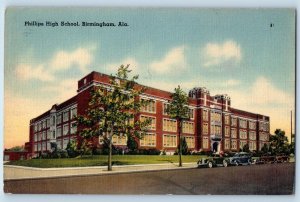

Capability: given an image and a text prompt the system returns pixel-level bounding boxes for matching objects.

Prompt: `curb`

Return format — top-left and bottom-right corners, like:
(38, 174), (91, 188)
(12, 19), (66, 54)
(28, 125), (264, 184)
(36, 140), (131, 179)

(4, 164), (197, 181)
(4, 162), (196, 171)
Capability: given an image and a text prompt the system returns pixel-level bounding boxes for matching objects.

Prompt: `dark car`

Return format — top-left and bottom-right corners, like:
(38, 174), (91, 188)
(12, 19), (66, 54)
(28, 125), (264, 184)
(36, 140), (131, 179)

(275, 154), (290, 163)
(256, 154), (276, 164)
(229, 152), (252, 166)
(197, 153), (229, 168)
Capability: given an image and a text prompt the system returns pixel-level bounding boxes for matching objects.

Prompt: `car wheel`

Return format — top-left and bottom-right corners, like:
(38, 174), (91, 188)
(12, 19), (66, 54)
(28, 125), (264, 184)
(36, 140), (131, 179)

(208, 162), (213, 168)
(248, 159), (251, 165)
(223, 160), (228, 167)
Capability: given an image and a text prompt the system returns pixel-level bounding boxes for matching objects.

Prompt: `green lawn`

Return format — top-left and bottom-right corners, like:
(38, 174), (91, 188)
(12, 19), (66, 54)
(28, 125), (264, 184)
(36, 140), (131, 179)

(5, 155), (205, 168)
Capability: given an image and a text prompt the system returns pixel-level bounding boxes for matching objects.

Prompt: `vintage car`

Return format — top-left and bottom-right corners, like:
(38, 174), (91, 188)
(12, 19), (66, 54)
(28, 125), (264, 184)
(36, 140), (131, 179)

(228, 152), (252, 166)
(256, 154), (276, 164)
(275, 154), (290, 163)
(197, 153), (229, 168)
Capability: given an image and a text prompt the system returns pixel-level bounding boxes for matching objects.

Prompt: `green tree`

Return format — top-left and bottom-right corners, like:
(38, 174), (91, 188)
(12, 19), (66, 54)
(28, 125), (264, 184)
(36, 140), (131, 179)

(166, 85), (190, 167)
(242, 143), (250, 153)
(261, 143), (269, 154)
(180, 137), (189, 155)
(269, 129), (290, 154)
(127, 134), (138, 153)
(6, 145), (24, 151)
(77, 65), (150, 171)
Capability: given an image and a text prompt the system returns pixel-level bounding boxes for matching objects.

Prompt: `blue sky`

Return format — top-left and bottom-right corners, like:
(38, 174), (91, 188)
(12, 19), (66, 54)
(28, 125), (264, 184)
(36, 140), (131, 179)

(4, 8), (295, 147)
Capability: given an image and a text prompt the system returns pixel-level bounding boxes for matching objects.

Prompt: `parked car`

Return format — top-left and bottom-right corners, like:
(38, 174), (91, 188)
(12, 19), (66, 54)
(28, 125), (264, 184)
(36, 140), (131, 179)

(256, 154), (276, 164)
(228, 152), (252, 166)
(197, 153), (229, 168)
(275, 154), (290, 163)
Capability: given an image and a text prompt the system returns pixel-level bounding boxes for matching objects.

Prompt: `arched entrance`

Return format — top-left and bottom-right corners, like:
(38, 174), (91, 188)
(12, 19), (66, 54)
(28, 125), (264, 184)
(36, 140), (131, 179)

(212, 142), (219, 153)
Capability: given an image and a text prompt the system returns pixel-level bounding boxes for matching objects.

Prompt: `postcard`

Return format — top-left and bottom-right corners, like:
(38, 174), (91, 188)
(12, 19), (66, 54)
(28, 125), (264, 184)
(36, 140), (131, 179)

(3, 7), (295, 194)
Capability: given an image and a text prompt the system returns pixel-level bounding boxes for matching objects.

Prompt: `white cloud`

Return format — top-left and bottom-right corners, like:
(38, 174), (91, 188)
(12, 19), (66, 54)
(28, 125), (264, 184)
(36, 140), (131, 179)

(40, 78), (78, 103)
(50, 47), (93, 73)
(106, 57), (139, 75)
(15, 46), (96, 81)
(202, 40), (241, 67)
(15, 64), (54, 81)
(223, 76), (294, 137)
(225, 79), (240, 87)
(150, 46), (186, 74)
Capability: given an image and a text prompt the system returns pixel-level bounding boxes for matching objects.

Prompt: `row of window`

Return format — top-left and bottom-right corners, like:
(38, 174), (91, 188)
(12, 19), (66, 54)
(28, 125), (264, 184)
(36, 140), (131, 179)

(99, 134), (195, 148)
(259, 122), (269, 132)
(34, 122), (77, 142)
(143, 100), (195, 119)
(224, 139), (257, 151)
(34, 107), (77, 132)
(33, 137), (76, 152)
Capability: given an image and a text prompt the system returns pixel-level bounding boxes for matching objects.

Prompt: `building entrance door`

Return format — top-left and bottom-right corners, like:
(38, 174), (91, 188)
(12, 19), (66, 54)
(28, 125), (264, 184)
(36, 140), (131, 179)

(212, 142), (219, 153)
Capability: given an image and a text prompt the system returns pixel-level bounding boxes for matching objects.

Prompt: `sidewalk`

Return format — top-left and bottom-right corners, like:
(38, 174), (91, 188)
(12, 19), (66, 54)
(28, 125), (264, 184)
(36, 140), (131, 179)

(4, 162), (197, 180)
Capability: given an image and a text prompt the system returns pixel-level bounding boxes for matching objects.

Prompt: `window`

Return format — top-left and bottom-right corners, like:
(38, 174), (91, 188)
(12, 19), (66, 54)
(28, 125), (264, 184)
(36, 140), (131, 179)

(249, 131), (256, 140)
(57, 139), (62, 150)
(57, 127), (61, 137)
(42, 131), (46, 140)
(47, 129), (51, 139)
(63, 111), (69, 122)
(203, 123), (208, 134)
(239, 130), (247, 139)
(265, 123), (269, 132)
(42, 120), (46, 129)
(38, 122), (41, 131)
(34, 144), (37, 152)
(231, 117), (237, 127)
(141, 99), (156, 113)
(51, 116), (56, 126)
(240, 141), (247, 149)
(42, 142), (46, 151)
(224, 139), (230, 150)
(52, 131), (56, 139)
(46, 118), (50, 128)
(140, 133), (156, 146)
(34, 124), (37, 132)
(211, 125), (221, 135)
(231, 128), (237, 138)
(225, 126), (230, 137)
(163, 103), (169, 115)
(189, 108), (194, 119)
(203, 110), (209, 121)
(63, 138), (69, 149)
(71, 107), (77, 119)
(249, 121), (256, 130)
(140, 115), (156, 130)
(47, 142), (51, 151)
(211, 112), (221, 122)
(239, 119), (247, 128)
(163, 118), (177, 132)
(112, 135), (127, 145)
(259, 132), (268, 141)
(225, 115), (230, 125)
(56, 114), (61, 125)
(182, 121), (194, 134)
(163, 134), (177, 147)
(249, 141), (256, 151)
(231, 140), (237, 149)
(63, 124), (69, 136)
(185, 136), (195, 148)
(34, 134), (37, 142)
(39, 132), (42, 141)
(70, 122), (77, 134)
(203, 137), (209, 149)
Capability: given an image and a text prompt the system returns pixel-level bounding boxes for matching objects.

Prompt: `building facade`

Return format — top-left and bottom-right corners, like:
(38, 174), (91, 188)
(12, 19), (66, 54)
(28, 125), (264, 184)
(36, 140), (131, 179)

(27, 71), (270, 156)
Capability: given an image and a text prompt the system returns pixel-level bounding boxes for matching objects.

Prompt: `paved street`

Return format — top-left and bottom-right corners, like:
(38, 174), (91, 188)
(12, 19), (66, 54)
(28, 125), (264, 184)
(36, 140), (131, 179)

(4, 163), (295, 195)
